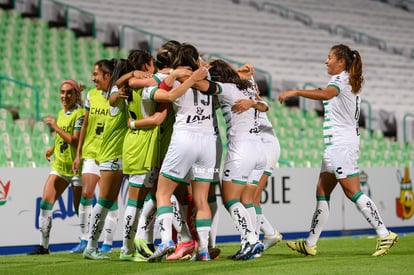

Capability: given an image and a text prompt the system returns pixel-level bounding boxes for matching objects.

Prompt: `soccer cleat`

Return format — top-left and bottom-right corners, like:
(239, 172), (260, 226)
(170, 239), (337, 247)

(228, 246), (243, 260)
(263, 231), (283, 251)
(166, 240), (195, 261)
(234, 241), (264, 260)
(134, 239), (154, 257)
(119, 251), (148, 262)
(147, 240), (175, 262)
(83, 248), (110, 260)
(208, 247), (221, 259)
(286, 240), (317, 256)
(28, 245), (50, 255)
(100, 244), (112, 253)
(70, 239), (87, 253)
(372, 231), (399, 256)
(196, 251), (211, 261)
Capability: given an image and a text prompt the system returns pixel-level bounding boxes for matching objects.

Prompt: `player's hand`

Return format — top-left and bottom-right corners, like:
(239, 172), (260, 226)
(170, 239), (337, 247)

(278, 90), (297, 104)
(44, 147), (53, 162)
(189, 67), (208, 82)
(231, 99), (254, 114)
(72, 155), (81, 174)
(172, 67), (193, 79)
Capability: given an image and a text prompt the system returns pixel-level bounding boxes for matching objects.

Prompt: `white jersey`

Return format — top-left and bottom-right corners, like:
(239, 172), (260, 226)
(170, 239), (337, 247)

(216, 82), (260, 141)
(170, 81), (215, 134)
(323, 71), (360, 148)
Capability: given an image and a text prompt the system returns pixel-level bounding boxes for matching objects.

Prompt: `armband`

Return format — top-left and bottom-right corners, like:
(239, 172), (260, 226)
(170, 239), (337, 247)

(159, 79), (172, 91)
(130, 120), (136, 130)
(205, 80), (218, 95)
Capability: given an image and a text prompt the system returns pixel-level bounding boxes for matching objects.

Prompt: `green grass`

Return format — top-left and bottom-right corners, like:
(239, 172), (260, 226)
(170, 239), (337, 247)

(1, 233), (413, 275)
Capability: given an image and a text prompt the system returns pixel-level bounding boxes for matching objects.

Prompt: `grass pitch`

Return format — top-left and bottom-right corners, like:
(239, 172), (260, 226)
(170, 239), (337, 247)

(1, 233), (413, 275)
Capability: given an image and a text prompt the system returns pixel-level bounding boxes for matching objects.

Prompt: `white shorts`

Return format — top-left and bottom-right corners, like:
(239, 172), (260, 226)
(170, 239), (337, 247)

(99, 158), (123, 171)
(161, 130), (216, 183)
(261, 131), (280, 176)
(223, 138), (266, 184)
(321, 145), (359, 179)
(82, 158), (100, 176)
(128, 167), (159, 188)
(50, 170), (82, 187)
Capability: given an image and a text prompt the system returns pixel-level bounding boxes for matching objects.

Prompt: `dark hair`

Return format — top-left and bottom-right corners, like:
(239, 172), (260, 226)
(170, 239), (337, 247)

(95, 59), (116, 76)
(107, 58), (128, 98)
(127, 49), (154, 72)
(156, 40), (181, 69)
(171, 43), (199, 71)
(208, 59), (252, 91)
(331, 44), (364, 93)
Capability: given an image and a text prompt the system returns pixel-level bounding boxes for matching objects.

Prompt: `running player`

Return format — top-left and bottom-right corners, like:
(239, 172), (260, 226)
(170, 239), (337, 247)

(278, 44), (398, 257)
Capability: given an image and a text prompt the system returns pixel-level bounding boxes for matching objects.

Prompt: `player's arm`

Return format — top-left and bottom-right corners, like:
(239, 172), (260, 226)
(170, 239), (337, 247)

(116, 70), (153, 88)
(153, 67), (208, 103)
(128, 103), (169, 129)
(278, 86), (338, 103)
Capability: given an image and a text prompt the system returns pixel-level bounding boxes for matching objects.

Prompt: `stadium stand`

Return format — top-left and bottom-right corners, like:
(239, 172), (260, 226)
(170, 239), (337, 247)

(0, 0), (413, 168)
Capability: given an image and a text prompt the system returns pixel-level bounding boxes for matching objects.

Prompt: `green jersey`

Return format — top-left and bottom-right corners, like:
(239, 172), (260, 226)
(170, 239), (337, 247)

(52, 106), (85, 176)
(123, 87), (160, 174)
(82, 88), (109, 160)
(98, 87), (128, 163)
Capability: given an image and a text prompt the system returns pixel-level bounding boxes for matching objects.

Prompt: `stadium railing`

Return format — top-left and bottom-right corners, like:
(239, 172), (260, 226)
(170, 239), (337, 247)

(0, 75), (40, 121)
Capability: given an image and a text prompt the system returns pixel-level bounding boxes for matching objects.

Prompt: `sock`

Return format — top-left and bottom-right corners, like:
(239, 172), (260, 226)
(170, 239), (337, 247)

(306, 197), (330, 247)
(353, 191), (389, 238)
(225, 199), (257, 245)
(136, 194), (156, 241)
(244, 203), (257, 237)
(103, 203), (119, 246)
(256, 206), (275, 236)
(121, 199), (143, 255)
(87, 201), (109, 250)
(39, 200), (53, 248)
(196, 219), (211, 253)
(156, 206), (174, 244)
(79, 197), (93, 241)
(209, 196), (218, 248)
(171, 194), (192, 242)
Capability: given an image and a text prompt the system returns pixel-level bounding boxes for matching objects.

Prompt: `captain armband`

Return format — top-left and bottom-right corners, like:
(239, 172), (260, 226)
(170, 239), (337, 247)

(159, 79), (173, 91)
(204, 80), (218, 95)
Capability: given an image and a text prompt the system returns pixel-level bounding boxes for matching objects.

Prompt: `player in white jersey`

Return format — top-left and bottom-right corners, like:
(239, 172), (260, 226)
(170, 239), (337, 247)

(278, 44), (398, 257)
(234, 64), (283, 253)
(148, 43), (218, 262)
(208, 59), (268, 260)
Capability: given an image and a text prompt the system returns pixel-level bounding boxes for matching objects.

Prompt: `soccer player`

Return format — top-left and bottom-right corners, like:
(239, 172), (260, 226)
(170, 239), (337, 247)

(148, 43), (216, 262)
(28, 80), (85, 255)
(208, 59), (267, 260)
(71, 60), (118, 254)
(235, 64), (283, 253)
(278, 44), (398, 257)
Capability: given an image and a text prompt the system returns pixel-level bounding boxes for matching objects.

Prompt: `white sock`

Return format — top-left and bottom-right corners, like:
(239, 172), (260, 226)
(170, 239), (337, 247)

(260, 214), (276, 236)
(39, 209), (52, 248)
(156, 206), (174, 244)
(306, 200), (329, 247)
(196, 219), (211, 253)
(171, 195), (192, 242)
(209, 200), (218, 248)
(78, 203), (92, 241)
(228, 201), (257, 244)
(136, 197), (156, 241)
(87, 204), (109, 249)
(121, 206), (139, 255)
(245, 203), (257, 237)
(103, 208), (119, 246)
(355, 193), (389, 237)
